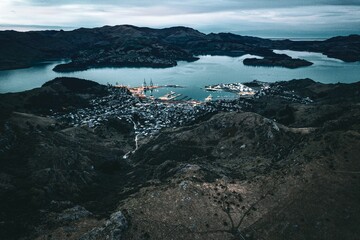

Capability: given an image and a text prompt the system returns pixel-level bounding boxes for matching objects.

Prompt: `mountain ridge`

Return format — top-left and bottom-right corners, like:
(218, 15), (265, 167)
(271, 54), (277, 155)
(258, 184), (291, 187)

(0, 25), (359, 71)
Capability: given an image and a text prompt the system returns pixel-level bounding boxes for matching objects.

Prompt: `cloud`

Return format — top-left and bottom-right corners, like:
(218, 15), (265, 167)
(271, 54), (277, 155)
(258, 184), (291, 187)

(0, 0), (359, 37)
(24, 0), (360, 8)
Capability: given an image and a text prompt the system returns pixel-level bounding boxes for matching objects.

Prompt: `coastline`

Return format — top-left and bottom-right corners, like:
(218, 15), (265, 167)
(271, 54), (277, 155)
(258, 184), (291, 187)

(0, 26), (359, 73)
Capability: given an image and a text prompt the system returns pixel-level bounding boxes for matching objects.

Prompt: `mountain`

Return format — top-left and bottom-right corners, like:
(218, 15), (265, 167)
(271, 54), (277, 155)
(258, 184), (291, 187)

(0, 25), (359, 71)
(1, 77), (360, 239)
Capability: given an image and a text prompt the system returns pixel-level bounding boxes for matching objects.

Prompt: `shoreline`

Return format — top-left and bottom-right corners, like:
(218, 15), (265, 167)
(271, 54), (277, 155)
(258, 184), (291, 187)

(0, 26), (359, 73)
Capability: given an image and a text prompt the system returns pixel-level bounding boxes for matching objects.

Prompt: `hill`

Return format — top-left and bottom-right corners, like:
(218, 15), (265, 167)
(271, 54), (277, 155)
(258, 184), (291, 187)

(0, 25), (359, 71)
(1, 77), (360, 239)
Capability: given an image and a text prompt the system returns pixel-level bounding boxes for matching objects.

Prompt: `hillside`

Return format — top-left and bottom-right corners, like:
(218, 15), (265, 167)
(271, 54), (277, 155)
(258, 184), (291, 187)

(0, 77), (360, 239)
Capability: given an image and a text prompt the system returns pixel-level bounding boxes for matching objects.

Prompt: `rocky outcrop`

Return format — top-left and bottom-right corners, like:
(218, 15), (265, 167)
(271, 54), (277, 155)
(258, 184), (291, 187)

(53, 206), (93, 224)
(80, 211), (127, 240)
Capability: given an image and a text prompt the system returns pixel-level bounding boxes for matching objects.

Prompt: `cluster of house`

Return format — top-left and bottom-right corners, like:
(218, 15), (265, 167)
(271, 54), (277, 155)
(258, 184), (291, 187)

(51, 86), (218, 137)
(254, 82), (313, 104)
(207, 99), (252, 112)
(52, 86), (138, 128)
(205, 82), (256, 96)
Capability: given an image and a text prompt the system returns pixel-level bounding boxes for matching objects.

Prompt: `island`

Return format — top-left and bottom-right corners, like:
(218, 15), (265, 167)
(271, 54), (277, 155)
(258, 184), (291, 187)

(243, 54), (313, 68)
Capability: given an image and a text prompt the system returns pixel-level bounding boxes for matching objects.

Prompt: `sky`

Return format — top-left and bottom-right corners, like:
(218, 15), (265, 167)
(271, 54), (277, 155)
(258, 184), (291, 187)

(0, 0), (359, 38)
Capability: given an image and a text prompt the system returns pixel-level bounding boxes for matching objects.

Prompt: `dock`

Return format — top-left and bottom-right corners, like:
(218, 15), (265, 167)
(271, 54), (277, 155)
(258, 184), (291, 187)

(159, 91), (182, 101)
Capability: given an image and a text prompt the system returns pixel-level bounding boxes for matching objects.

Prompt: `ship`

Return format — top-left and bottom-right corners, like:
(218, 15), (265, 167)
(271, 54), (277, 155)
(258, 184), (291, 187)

(205, 94), (213, 102)
(205, 85), (222, 91)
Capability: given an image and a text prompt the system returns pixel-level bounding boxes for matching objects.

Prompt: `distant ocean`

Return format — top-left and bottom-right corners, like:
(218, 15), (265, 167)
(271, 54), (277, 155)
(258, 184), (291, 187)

(269, 37), (327, 41)
(1, 24), (357, 41)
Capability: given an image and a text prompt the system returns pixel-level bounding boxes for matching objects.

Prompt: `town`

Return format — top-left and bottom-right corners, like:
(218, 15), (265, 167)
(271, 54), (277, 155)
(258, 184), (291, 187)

(51, 79), (313, 151)
(50, 84), (240, 148)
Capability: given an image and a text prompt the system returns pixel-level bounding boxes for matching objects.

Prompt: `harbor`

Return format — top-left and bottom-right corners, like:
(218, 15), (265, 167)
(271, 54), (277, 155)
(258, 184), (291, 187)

(115, 79), (202, 102)
(115, 79), (251, 103)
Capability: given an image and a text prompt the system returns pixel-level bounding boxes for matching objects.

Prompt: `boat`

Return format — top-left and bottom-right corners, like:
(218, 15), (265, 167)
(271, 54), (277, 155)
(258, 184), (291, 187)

(205, 85), (222, 91)
(205, 94), (213, 102)
(164, 84), (184, 88)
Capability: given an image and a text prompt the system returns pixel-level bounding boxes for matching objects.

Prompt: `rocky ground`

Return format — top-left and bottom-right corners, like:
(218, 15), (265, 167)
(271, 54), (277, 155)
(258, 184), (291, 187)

(0, 77), (360, 239)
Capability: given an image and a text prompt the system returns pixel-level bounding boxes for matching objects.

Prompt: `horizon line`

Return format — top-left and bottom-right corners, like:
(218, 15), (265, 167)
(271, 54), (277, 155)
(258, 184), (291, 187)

(0, 24), (358, 39)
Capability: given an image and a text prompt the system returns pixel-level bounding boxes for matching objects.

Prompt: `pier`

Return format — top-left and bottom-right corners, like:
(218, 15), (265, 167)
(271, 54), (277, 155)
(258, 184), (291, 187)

(158, 91), (182, 101)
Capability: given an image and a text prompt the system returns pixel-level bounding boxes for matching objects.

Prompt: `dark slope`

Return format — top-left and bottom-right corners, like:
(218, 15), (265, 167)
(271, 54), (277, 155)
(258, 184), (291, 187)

(0, 77), (107, 120)
(0, 78), (136, 239)
(1, 78), (360, 239)
(0, 25), (359, 71)
(120, 80), (360, 240)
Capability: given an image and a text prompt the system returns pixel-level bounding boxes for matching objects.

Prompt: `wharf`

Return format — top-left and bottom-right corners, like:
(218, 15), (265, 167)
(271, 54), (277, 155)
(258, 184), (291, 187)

(159, 91), (182, 101)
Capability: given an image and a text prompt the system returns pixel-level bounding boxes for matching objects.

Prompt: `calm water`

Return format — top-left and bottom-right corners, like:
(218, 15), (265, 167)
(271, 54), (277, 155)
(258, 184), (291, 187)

(0, 51), (359, 100)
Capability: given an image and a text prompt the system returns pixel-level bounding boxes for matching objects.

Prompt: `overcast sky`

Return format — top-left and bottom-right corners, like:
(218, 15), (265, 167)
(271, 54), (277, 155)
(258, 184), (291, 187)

(0, 0), (359, 37)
